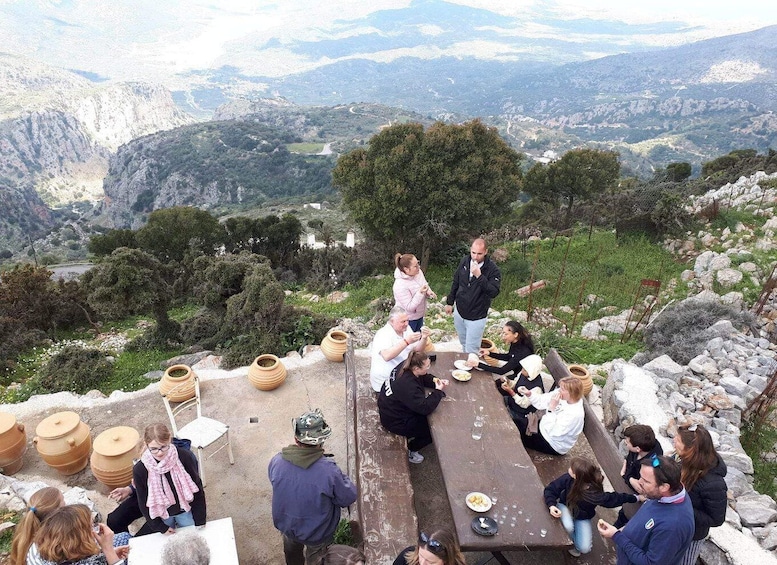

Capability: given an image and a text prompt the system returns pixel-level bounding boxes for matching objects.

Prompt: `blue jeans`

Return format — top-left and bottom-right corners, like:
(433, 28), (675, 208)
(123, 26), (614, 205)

(162, 511), (194, 529)
(453, 308), (487, 354)
(558, 503), (592, 554)
(408, 318), (424, 332)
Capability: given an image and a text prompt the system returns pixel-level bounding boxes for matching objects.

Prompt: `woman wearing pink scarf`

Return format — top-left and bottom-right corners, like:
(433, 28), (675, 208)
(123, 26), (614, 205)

(133, 423), (206, 534)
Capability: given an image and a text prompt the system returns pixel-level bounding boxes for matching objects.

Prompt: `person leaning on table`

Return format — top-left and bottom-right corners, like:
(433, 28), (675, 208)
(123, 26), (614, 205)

(505, 375), (584, 455)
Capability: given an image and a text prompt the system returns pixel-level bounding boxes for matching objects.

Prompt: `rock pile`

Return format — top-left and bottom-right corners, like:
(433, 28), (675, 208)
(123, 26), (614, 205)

(601, 295), (777, 558)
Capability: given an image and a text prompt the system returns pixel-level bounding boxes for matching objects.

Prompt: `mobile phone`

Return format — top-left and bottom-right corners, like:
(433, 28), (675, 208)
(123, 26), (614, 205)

(93, 524), (101, 534)
(428, 354), (437, 362)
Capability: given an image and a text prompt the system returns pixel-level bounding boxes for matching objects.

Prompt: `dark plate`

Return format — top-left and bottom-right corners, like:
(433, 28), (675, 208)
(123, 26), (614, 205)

(471, 516), (498, 536)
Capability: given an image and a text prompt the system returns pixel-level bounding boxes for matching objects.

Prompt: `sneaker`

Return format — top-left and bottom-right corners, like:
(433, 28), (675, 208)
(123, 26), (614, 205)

(568, 548), (581, 557)
(408, 450), (424, 464)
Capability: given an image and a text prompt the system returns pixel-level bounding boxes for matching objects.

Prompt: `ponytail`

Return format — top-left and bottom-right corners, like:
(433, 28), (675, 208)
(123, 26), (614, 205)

(9, 486), (63, 565)
(402, 351), (429, 373)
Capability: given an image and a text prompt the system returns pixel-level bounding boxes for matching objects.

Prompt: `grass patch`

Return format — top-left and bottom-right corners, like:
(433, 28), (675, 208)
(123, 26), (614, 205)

(0, 509), (21, 553)
(741, 420), (777, 501)
(102, 347), (184, 393)
(287, 142), (325, 154)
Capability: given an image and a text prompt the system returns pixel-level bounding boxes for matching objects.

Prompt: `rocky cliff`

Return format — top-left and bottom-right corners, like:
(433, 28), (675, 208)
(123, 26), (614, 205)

(0, 54), (193, 247)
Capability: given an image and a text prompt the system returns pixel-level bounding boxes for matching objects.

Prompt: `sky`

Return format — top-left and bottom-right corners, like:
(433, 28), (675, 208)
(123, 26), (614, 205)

(1, 0), (776, 85)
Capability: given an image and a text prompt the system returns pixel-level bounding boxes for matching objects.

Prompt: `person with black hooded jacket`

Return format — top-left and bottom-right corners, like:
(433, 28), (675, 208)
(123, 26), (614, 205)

(673, 424), (728, 565)
(378, 351), (447, 464)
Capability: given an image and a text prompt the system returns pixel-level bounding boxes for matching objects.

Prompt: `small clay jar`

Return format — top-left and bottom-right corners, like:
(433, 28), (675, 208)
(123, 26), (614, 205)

(320, 330), (348, 362)
(33, 411), (92, 476)
(159, 364), (196, 402)
(0, 412), (27, 475)
(90, 426), (140, 488)
(568, 364), (593, 396)
(480, 338), (499, 366)
(248, 354), (288, 391)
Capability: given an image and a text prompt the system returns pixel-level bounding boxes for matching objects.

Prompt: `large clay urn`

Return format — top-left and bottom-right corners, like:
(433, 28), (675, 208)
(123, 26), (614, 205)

(568, 364), (593, 396)
(159, 364), (196, 402)
(480, 338), (499, 366)
(90, 426), (140, 488)
(320, 330), (348, 362)
(0, 412), (27, 475)
(248, 354), (287, 391)
(33, 411), (92, 475)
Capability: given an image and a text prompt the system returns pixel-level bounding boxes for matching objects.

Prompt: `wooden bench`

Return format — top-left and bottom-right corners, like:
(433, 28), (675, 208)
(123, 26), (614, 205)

(345, 340), (418, 565)
(525, 348), (641, 564)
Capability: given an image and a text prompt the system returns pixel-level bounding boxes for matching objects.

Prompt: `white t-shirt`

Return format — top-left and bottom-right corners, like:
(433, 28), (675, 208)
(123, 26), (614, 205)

(369, 323), (414, 392)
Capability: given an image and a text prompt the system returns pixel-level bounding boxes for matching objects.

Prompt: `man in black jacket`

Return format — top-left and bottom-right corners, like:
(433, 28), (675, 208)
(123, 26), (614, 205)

(445, 238), (501, 354)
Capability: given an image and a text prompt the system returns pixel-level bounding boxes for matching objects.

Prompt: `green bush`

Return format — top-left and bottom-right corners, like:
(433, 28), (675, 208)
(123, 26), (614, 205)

(37, 345), (114, 394)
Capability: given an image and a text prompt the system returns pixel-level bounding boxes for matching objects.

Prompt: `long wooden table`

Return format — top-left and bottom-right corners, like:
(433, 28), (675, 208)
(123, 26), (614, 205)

(427, 352), (571, 562)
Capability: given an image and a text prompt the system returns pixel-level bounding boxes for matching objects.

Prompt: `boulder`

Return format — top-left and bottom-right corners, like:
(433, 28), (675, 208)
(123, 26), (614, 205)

(736, 495), (777, 527)
(642, 354), (684, 383)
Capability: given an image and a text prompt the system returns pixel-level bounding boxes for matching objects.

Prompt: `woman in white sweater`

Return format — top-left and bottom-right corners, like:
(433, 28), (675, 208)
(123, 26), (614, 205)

(504, 375), (585, 455)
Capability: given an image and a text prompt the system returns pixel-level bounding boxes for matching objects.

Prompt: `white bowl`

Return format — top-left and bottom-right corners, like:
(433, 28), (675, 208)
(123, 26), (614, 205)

(453, 360), (472, 371)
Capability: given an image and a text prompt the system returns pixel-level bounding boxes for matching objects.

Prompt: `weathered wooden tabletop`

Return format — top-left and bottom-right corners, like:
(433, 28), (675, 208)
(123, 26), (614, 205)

(427, 351), (571, 555)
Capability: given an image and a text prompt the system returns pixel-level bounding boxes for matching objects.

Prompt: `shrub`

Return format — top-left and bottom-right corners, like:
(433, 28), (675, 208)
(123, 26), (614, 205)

(641, 300), (756, 365)
(37, 345), (114, 394)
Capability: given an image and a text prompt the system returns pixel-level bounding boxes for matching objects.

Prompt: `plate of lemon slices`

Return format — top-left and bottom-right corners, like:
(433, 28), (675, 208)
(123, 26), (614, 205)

(466, 492), (492, 512)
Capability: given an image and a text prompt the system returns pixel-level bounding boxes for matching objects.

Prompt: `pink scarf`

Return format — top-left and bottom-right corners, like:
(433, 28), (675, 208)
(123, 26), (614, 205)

(141, 445), (199, 520)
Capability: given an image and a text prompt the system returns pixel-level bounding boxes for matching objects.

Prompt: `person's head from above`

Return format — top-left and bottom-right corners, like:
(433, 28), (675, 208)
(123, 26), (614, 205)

(293, 408), (332, 447)
(674, 423), (718, 490)
(9, 486), (65, 565)
(402, 351), (431, 377)
(518, 354), (543, 381)
(396, 253), (421, 276)
(161, 530), (211, 565)
(568, 457), (603, 485)
(407, 528), (465, 565)
(470, 238), (487, 263)
(144, 422), (173, 462)
(388, 305), (410, 334)
(558, 376), (583, 403)
(638, 455), (683, 499)
(35, 504), (99, 563)
(624, 424), (657, 453)
(318, 544), (365, 565)
(501, 321), (532, 348)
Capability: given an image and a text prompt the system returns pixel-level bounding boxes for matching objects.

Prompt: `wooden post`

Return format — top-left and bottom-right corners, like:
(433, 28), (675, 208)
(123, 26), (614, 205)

(552, 232), (573, 312)
(527, 243), (541, 321)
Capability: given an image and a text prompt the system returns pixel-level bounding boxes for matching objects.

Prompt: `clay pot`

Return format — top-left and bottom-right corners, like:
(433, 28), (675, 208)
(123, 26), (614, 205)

(568, 364), (593, 396)
(248, 354), (287, 391)
(321, 330), (348, 362)
(91, 426), (140, 488)
(423, 339), (435, 353)
(33, 411), (92, 475)
(0, 412), (27, 475)
(159, 364), (196, 402)
(480, 338), (499, 366)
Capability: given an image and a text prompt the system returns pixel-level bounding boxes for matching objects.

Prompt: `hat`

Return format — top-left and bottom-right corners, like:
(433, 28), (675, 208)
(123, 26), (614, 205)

(519, 354), (543, 380)
(293, 409), (332, 446)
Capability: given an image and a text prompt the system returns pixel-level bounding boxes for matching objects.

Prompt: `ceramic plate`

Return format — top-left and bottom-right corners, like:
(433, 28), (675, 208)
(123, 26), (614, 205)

(471, 516), (498, 536)
(453, 360), (472, 371)
(465, 492), (492, 513)
(452, 370), (472, 382)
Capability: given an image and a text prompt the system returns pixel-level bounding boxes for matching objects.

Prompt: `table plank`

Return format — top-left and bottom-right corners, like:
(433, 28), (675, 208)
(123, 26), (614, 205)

(428, 352), (571, 553)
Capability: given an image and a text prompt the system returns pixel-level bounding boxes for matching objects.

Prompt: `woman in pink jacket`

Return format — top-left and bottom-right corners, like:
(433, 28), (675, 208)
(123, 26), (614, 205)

(393, 253), (437, 332)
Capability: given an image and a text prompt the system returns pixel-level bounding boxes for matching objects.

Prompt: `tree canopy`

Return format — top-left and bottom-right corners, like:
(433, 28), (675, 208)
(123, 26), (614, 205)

(522, 148), (620, 226)
(135, 206), (225, 263)
(332, 120), (523, 263)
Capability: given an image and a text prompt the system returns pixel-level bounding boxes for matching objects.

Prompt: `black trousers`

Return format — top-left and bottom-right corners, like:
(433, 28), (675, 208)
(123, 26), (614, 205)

(512, 413), (561, 456)
(382, 414), (433, 452)
(106, 496), (156, 536)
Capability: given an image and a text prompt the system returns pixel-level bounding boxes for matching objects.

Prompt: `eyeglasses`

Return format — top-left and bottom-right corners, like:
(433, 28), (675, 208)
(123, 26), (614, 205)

(650, 453), (661, 468)
(419, 532), (443, 554)
(148, 444), (170, 454)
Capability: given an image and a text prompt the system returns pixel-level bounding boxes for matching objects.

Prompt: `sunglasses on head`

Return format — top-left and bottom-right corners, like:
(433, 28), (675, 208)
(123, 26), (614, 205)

(419, 532), (443, 554)
(687, 424), (698, 432)
(650, 453), (661, 468)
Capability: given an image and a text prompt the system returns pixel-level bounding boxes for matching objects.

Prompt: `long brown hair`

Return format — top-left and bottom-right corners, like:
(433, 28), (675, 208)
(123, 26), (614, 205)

(9, 487), (63, 565)
(404, 527), (465, 565)
(504, 321), (534, 352)
(401, 351), (429, 373)
(565, 458), (604, 515)
(36, 504), (99, 563)
(676, 424), (718, 491)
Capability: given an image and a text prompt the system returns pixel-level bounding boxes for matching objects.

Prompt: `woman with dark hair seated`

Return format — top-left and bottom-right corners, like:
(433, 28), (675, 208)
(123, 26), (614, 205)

(393, 528), (466, 565)
(378, 351), (448, 465)
(465, 321), (534, 378)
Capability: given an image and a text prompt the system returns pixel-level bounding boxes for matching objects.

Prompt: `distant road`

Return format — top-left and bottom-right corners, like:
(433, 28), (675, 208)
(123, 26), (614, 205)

(48, 262), (94, 280)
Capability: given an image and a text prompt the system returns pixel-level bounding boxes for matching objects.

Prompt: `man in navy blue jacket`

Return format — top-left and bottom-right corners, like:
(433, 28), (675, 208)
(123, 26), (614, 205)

(269, 409), (358, 565)
(598, 455), (694, 565)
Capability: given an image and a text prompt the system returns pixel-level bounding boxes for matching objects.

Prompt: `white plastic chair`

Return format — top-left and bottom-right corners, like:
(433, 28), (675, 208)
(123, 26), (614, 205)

(162, 374), (234, 487)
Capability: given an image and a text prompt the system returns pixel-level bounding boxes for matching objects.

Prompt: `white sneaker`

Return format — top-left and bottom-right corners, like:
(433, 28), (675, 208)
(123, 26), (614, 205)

(408, 450), (424, 464)
(568, 548), (581, 557)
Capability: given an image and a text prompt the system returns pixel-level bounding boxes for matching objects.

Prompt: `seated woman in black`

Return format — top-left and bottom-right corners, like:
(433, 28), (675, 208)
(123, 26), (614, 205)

(378, 351), (448, 465)
(465, 321), (534, 388)
(500, 354), (546, 420)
